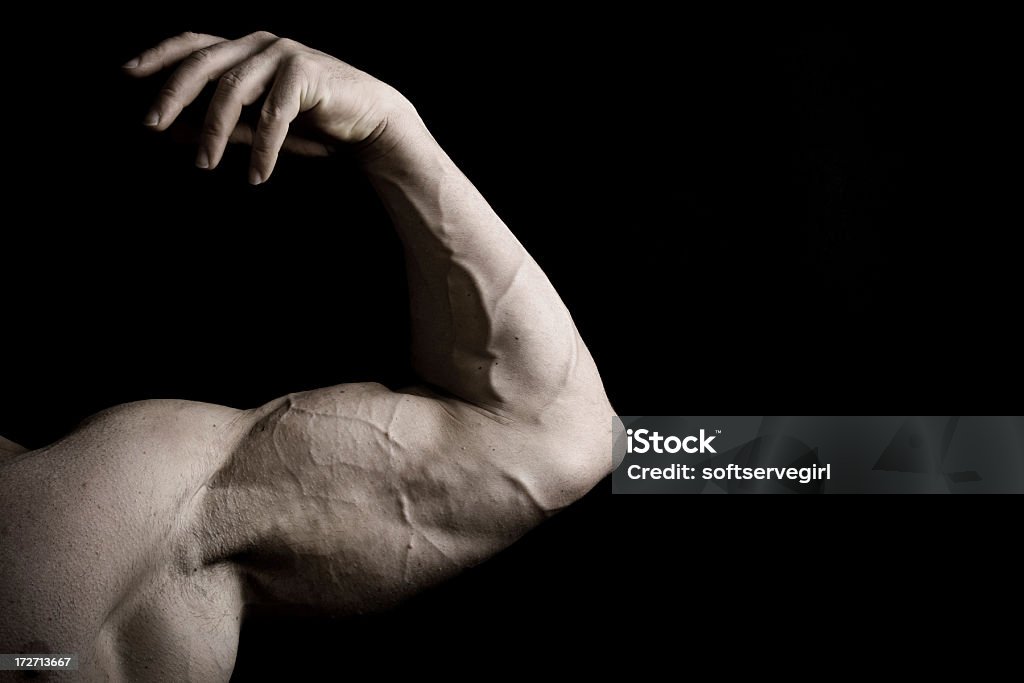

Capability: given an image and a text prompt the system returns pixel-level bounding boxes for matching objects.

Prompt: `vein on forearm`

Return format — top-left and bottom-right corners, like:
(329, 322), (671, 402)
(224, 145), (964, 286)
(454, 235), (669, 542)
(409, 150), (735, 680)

(363, 121), (582, 416)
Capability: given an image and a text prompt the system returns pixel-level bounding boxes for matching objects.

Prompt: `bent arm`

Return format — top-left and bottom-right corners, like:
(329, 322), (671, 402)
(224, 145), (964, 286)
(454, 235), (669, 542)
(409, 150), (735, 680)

(120, 32), (615, 614)
(361, 107), (609, 420)
(213, 109), (616, 612)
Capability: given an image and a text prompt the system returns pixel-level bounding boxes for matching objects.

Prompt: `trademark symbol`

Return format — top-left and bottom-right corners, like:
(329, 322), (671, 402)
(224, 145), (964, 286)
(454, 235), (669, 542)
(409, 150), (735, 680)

(716, 429), (722, 434)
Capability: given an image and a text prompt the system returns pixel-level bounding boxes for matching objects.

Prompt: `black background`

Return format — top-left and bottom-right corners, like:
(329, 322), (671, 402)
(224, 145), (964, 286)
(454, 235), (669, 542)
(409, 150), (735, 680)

(2, 11), (1019, 676)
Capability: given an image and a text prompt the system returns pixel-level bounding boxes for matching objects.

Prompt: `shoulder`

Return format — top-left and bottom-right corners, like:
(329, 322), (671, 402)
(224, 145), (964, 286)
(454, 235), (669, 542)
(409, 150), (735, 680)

(2, 398), (250, 496)
(76, 398), (250, 449)
(0, 397), (254, 580)
(0, 398), (251, 658)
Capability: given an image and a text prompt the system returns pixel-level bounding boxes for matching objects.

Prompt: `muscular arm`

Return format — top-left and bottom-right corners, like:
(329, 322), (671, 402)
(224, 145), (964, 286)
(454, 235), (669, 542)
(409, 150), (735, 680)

(123, 32), (613, 611)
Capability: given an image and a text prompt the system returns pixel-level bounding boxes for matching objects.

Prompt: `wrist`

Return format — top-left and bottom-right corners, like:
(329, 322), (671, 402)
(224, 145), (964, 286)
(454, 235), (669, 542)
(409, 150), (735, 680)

(351, 92), (425, 164)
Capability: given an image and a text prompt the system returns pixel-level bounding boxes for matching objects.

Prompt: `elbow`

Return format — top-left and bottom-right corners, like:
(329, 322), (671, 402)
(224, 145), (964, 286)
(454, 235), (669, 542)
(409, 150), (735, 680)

(530, 394), (615, 512)
(500, 333), (615, 510)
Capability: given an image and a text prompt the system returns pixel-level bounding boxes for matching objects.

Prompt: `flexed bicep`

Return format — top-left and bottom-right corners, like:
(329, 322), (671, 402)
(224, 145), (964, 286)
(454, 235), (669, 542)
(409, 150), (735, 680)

(201, 383), (551, 612)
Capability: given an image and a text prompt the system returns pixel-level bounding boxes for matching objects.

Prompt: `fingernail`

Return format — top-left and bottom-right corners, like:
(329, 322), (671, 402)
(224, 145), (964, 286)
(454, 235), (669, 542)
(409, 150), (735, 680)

(122, 57), (140, 69)
(143, 111), (160, 127)
(196, 149), (210, 169)
(249, 169), (263, 185)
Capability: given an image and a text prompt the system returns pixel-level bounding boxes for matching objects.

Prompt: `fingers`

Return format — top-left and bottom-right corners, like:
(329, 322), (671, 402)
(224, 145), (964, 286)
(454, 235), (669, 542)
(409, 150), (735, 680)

(128, 32), (322, 182)
(197, 47), (284, 170)
(249, 64), (304, 184)
(144, 31), (279, 131)
(122, 32), (224, 77)
(228, 123), (332, 157)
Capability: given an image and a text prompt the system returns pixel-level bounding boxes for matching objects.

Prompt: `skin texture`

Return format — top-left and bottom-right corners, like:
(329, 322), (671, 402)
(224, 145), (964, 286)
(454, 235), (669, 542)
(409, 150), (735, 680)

(0, 32), (613, 681)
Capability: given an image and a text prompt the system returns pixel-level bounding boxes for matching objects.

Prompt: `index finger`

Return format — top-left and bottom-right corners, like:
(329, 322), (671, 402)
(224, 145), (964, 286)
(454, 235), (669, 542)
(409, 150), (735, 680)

(122, 32), (225, 77)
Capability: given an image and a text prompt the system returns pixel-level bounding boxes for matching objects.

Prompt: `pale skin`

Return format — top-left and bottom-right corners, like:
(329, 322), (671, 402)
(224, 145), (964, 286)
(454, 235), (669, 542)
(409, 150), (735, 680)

(0, 32), (613, 681)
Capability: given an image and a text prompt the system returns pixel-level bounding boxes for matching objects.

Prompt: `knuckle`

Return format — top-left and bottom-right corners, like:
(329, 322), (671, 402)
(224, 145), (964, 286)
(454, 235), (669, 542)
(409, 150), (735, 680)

(180, 31), (203, 41)
(282, 52), (314, 74)
(186, 47), (215, 67)
(249, 30), (277, 42)
(253, 140), (277, 156)
(158, 86), (180, 102)
(260, 105), (286, 123)
(274, 37), (300, 51)
(202, 120), (225, 137)
(218, 70), (246, 91)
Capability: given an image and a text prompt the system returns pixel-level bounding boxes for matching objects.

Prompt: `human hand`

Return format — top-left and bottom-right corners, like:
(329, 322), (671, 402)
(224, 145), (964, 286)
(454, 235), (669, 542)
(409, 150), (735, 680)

(124, 31), (412, 183)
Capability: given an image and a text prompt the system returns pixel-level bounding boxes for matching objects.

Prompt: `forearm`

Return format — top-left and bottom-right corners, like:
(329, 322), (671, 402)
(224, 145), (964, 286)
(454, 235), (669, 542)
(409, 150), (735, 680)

(121, 29), (605, 419)
(360, 105), (593, 416)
